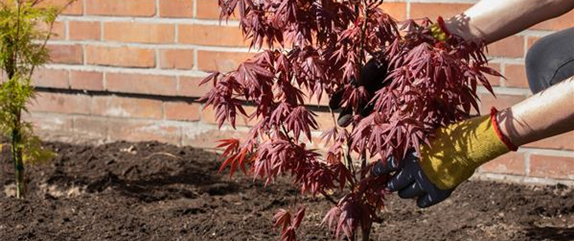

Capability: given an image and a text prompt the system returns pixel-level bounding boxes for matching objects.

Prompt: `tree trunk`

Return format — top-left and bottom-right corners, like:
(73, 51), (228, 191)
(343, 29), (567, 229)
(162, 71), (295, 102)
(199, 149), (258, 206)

(12, 124), (24, 199)
(361, 223), (372, 241)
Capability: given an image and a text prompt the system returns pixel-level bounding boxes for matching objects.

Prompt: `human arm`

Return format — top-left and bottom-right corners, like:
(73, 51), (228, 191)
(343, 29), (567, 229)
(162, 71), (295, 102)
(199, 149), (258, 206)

(444, 0), (574, 44)
(499, 77), (574, 147)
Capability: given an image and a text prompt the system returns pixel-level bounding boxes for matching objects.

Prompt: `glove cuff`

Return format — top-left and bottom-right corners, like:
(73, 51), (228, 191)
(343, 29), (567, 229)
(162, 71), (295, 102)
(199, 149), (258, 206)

(419, 111), (512, 190)
(490, 107), (519, 151)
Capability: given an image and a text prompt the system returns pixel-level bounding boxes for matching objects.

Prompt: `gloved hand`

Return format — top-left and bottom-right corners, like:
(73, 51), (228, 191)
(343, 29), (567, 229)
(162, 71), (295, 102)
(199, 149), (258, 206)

(373, 108), (518, 208)
(329, 56), (390, 127)
(429, 16), (451, 41)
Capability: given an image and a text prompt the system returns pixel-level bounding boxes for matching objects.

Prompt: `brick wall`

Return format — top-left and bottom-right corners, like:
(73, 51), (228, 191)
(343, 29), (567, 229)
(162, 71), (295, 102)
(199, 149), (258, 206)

(25, 0), (574, 184)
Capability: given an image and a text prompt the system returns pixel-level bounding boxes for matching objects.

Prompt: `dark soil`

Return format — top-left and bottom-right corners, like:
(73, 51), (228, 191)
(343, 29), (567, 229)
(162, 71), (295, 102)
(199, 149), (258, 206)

(1, 141), (573, 241)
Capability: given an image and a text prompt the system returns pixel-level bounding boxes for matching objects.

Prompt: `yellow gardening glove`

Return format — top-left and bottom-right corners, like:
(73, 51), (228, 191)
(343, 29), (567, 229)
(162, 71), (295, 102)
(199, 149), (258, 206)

(373, 108), (517, 208)
(419, 109), (517, 190)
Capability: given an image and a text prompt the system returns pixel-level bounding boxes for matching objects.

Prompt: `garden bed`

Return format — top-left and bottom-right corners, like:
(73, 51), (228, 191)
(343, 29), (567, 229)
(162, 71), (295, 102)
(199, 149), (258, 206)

(1, 141), (573, 241)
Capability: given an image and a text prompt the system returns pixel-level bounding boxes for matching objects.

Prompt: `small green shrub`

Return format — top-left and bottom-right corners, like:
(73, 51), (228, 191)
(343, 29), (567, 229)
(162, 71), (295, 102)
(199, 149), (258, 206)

(0, 0), (73, 199)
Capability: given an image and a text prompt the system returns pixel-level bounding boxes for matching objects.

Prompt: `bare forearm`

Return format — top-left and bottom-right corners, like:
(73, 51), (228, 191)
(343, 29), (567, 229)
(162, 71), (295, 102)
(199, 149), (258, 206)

(497, 77), (574, 147)
(445, 0), (574, 44)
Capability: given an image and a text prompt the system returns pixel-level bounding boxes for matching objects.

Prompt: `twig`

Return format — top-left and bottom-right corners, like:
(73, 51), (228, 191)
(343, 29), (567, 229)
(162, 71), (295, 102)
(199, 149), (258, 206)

(320, 190), (338, 205)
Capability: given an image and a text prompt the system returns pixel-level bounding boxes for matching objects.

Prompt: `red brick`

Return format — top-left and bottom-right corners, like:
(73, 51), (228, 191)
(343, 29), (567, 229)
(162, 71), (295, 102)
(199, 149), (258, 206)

(479, 93), (526, 114)
(108, 119), (181, 144)
(69, 21), (101, 41)
(178, 24), (245, 46)
(480, 152), (525, 175)
(178, 76), (211, 97)
(86, 46), (155, 68)
(530, 154), (574, 179)
(164, 102), (201, 121)
(159, 49), (194, 69)
(379, 2), (407, 21)
(92, 96), (163, 119)
(39, 21), (66, 40)
(487, 36), (525, 58)
(526, 36), (541, 49)
(106, 73), (177, 96)
(503, 64), (529, 88)
(86, 0), (156, 17)
(484, 63), (502, 86)
(525, 132), (574, 151)
(32, 68), (69, 89)
(531, 11), (574, 31)
(69, 70), (104, 91)
(41, 0), (83, 16)
(197, 51), (253, 72)
(159, 0), (193, 18)
(409, 3), (472, 20)
(47, 44), (83, 64)
(104, 23), (175, 44)
(196, 0), (225, 19)
(28, 92), (91, 114)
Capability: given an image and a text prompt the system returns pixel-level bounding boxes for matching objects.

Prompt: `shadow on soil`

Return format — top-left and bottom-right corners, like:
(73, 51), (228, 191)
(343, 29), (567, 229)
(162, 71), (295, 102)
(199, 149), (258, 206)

(525, 227), (574, 241)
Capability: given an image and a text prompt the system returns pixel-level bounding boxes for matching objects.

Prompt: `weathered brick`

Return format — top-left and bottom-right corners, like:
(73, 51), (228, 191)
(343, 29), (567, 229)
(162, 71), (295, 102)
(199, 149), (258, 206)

(32, 68), (69, 89)
(480, 152), (525, 175)
(91, 95), (163, 119)
(503, 64), (529, 88)
(86, 0), (156, 17)
(531, 11), (574, 31)
(379, 2), (407, 21)
(159, 49), (194, 69)
(86, 46), (155, 68)
(73, 116), (108, 140)
(479, 93), (526, 114)
(69, 21), (101, 41)
(201, 105), (255, 127)
(159, 0), (193, 18)
(28, 92), (91, 114)
(178, 76), (211, 97)
(525, 132), (574, 151)
(47, 44), (83, 64)
(104, 22), (175, 43)
(182, 129), (248, 149)
(487, 36), (525, 58)
(197, 51), (253, 72)
(69, 70), (104, 91)
(164, 102), (201, 121)
(24, 113), (74, 136)
(106, 73), (177, 96)
(315, 110), (337, 131)
(108, 119), (181, 145)
(409, 3), (472, 20)
(530, 154), (574, 179)
(178, 24), (245, 46)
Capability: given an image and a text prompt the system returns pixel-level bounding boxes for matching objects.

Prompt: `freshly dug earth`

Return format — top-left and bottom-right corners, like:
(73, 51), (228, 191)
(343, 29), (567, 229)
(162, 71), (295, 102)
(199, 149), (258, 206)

(1, 142), (573, 241)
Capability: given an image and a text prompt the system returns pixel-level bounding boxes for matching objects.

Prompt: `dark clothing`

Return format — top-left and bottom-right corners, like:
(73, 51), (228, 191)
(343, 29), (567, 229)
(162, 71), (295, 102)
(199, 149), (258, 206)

(525, 27), (574, 93)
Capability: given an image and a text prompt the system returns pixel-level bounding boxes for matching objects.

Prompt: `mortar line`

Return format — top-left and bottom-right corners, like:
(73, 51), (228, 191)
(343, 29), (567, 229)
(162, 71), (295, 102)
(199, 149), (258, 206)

(57, 15), (240, 26)
(46, 40), (255, 53)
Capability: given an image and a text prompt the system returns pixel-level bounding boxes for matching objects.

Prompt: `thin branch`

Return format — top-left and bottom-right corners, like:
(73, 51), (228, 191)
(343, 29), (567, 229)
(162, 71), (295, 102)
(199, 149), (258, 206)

(319, 190), (338, 205)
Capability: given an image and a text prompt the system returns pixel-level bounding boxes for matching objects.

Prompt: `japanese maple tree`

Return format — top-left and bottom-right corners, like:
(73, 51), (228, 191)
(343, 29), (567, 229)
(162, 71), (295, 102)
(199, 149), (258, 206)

(201, 0), (500, 240)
